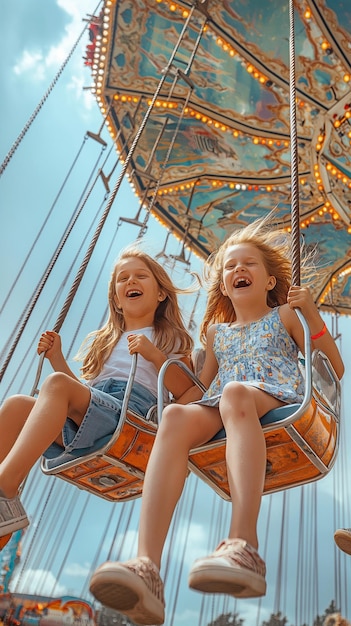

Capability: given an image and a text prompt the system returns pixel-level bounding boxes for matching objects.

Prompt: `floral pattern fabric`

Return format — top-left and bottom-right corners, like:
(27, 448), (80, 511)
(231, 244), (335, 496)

(198, 307), (304, 406)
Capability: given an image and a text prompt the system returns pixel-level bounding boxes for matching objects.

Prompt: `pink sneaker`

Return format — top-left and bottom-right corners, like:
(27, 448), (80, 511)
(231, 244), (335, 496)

(89, 557), (165, 625)
(188, 538), (266, 598)
(334, 529), (351, 555)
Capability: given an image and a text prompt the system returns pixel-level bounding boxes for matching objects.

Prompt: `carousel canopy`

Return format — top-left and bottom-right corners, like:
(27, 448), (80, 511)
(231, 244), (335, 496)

(88, 0), (351, 314)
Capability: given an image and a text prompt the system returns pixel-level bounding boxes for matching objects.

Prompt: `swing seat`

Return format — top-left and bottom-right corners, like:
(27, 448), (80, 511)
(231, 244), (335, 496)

(41, 356), (159, 502)
(41, 410), (158, 502)
(157, 312), (341, 499)
(187, 349), (340, 498)
(41, 314), (340, 501)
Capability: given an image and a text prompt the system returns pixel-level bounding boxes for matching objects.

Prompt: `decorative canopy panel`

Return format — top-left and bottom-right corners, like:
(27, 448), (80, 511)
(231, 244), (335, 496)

(87, 0), (351, 314)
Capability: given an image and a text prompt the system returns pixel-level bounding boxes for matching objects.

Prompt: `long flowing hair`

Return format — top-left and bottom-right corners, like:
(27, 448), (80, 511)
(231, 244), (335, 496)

(200, 215), (317, 344)
(76, 245), (194, 379)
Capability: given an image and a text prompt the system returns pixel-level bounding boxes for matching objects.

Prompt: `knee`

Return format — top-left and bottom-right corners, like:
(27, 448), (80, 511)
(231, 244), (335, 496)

(161, 403), (184, 428)
(220, 382), (253, 419)
(0, 395), (35, 426)
(159, 403), (190, 440)
(1, 394), (30, 411)
(222, 381), (249, 402)
(40, 371), (71, 394)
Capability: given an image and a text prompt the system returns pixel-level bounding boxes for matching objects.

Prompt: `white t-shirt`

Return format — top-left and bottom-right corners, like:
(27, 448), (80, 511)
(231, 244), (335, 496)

(90, 327), (181, 400)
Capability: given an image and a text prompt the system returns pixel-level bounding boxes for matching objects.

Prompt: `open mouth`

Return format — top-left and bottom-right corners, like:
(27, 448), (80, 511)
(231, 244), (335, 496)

(126, 289), (143, 298)
(234, 277), (251, 288)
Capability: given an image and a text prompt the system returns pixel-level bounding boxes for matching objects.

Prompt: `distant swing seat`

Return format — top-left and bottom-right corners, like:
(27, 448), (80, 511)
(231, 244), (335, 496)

(157, 311), (341, 498)
(41, 355), (159, 502)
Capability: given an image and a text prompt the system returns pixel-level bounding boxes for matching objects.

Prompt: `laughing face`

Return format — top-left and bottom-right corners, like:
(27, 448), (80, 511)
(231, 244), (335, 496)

(221, 243), (276, 302)
(114, 257), (165, 325)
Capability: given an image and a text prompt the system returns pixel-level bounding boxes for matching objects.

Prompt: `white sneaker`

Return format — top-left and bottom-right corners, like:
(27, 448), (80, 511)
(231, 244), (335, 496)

(89, 557), (165, 625)
(188, 538), (266, 598)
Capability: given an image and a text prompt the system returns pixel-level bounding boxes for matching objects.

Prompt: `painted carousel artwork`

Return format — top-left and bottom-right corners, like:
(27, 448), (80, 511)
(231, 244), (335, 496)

(87, 0), (351, 312)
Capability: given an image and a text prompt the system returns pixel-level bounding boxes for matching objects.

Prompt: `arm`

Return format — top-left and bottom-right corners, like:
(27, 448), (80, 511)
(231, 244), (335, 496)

(176, 325), (219, 404)
(281, 286), (344, 380)
(37, 331), (80, 381)
(126, 333), (194, 400)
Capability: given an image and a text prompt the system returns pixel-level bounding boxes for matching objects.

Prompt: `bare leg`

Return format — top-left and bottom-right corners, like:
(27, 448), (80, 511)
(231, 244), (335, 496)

(137, 403), (222, 569)
(0, 395), (36, 463)
(0, 372), (91, 498)
(219, 382), (283, 549)
(89, 386), (278, 615)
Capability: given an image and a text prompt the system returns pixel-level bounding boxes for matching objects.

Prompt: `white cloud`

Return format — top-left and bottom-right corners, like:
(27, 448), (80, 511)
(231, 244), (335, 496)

(240, 601), (271, 624)
(12, 0), (98, 109)
(68, 74), (96, 111)
(64, 562), (91, 578)
(112, 528), (139, 561)
(13, 50), (45, 80)
(10, 568), (67, 597)
(166, 520), (209, 569)
(174, 607), (204, 624)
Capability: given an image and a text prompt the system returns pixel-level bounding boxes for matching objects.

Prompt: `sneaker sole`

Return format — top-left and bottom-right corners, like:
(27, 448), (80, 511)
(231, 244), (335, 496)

(188, 563), (266, 598)
(89, 563), (164, 625)
(0, 515), (29, 538)
(334, 531), (351, 555)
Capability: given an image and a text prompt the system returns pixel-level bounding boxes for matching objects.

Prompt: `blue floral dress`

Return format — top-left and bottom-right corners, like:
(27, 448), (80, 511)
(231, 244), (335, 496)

(197, 307), (304, 407)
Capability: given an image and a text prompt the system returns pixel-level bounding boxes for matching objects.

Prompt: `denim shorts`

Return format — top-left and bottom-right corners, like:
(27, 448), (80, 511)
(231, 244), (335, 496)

(43, 378), (157, 465)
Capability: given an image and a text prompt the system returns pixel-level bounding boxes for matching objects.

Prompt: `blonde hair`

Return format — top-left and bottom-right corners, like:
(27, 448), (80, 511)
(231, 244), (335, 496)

(77, 245), (194, 379)
(200, 215), (316, 344)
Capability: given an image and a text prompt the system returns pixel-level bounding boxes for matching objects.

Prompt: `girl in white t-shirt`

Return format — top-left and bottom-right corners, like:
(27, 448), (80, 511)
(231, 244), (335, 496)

(0, 246), (194, 539)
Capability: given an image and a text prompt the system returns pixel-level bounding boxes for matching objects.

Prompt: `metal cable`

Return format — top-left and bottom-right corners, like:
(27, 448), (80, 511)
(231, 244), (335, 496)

(105, 503), (132, 562)
(256, 495), (273, 626)
(289, 0), (301, 286)
(64, 219), (120, 357)
(295, 487), (305, 626)
(48, 6), (198, 336)
(0, 136), (88, 317)
(0, 145), (108, 381)
(0, 3), (102, 178)
(1, 5), (201, 385)
(30, 483), (68, 579)
(274, 491), (287, 614)
(51, 492), (91, 597)
(13, 480), (56, 592)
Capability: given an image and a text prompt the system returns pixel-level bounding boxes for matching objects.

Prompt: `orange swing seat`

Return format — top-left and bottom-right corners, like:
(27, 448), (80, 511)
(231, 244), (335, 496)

(157, 312), (341, 498)
(186, 350), (340, 498)
(41, 356), (159, 502)
(41, 313), (340, 502)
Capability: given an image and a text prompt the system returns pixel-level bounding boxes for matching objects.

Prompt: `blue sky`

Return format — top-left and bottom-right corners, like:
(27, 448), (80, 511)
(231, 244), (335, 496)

(1, 2), (351, 625)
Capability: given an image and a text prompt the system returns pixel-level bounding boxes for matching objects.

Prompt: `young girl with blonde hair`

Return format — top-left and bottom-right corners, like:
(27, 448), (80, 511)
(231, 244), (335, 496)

(0, 246), (194, 538)
(90, 218), (344, 625)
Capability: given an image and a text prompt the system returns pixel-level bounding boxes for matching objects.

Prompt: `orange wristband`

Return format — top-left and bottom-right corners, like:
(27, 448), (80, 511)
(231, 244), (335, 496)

(311, 322), (327, 341)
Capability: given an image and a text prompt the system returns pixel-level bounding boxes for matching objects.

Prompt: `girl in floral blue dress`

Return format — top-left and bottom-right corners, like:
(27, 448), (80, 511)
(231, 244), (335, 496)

(90, 218), (344, 625)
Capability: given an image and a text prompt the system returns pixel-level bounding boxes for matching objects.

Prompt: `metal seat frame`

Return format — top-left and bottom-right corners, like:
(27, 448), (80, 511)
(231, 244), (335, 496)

(41, 355), (159, 502)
